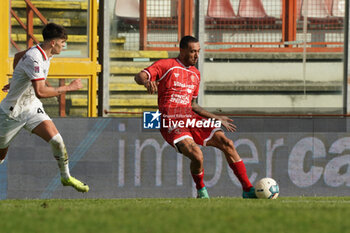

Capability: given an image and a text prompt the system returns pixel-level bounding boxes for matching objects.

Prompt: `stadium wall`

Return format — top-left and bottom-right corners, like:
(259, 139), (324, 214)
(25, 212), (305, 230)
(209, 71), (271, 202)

(1, 117), (350, 199)
(203, 60), (343, 109)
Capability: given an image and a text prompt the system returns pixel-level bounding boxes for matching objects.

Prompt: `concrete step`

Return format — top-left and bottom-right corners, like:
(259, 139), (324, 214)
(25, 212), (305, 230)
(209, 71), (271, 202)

(109, 76), (135, 84)
(11, 34), (125, 44)
(205, 81), (343, 92)
(105, 107), (157, 117)
(12, 1), (88, 10)
(110, 61), (151, 75)
(66, 107), (158, 118)
(70, 95), (157, 107)
(110, 50), (168, 59)
(109, 83), (146, 91)
(11, 17), (81, 27)
(47, 76), (144, 91)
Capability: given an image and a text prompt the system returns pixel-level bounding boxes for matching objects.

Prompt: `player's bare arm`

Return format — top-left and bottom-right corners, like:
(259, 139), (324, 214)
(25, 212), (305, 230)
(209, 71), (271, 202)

(191, 99), (237, 132)
(1, 49), (32, 92)
(32, 79), (83, 98)
(45, 80), (53, 87)
(134, 71), (158, 94)
(13, 49), (29, 69)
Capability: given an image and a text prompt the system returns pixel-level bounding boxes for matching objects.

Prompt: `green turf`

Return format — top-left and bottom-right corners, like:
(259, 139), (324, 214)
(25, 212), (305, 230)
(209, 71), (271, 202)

(0, 197), (349, 233)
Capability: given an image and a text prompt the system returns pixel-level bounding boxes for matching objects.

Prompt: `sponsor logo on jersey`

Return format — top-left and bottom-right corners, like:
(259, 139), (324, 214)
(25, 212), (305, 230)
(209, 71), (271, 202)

(173, 81), (194, 89)
(34, 66), (40, 73)
(190, 75), (195, 82)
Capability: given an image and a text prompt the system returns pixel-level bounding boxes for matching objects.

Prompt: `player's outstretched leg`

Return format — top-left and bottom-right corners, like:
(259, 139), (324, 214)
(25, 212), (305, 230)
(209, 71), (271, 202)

(207, 131), (256, 198)
(229, 161), (256, 199)
(49, 134), (89, 193)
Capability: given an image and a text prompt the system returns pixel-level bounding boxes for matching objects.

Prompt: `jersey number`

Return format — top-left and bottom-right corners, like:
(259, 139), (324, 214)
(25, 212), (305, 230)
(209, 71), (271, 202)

(37, 108), (44, 114)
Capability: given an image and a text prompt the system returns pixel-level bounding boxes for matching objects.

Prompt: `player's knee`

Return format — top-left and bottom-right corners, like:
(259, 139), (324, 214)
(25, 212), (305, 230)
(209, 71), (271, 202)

(188, 147), (203, 165)
(220, 137), (235, 152)
(49, 133), (64, 147)
(179, 141), (203, 163)
(186, 144), (201, 156)
(49, 134), (65, 155)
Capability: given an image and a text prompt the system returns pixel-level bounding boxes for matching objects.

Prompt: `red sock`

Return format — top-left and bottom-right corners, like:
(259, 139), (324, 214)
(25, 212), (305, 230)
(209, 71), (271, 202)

(191, 170), (205, 190)
(229, 160), (253, 192)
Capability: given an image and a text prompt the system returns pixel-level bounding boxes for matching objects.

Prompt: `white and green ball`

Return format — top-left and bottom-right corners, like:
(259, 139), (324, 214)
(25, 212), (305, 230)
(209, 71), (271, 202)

(255, 177), (279, 199)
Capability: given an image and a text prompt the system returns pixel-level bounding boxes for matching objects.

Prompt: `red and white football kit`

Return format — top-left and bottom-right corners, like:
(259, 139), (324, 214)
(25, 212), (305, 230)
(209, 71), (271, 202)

(143, 58), (222, 149)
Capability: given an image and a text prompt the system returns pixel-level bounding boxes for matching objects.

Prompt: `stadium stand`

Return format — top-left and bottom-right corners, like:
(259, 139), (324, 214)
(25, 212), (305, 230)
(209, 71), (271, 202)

(10, 0), (165, 116)
(296, 0), (343, 48)
(9, 0), (345, 116)
(206, 0), (276, 24)
(106, 50), (165, 117)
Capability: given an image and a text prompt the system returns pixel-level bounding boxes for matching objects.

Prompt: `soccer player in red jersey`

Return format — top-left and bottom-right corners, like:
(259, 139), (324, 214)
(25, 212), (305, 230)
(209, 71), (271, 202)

(135, 36), (256, 198)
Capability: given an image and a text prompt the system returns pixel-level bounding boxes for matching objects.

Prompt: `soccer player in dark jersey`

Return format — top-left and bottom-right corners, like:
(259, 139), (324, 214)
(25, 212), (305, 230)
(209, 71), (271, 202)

(135, 36), (256, 198)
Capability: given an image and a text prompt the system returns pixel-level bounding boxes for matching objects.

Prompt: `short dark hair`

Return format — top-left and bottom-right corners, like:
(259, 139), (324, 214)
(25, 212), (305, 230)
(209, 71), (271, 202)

(42, 23), (68, 41)
(179, 36), (198, 49)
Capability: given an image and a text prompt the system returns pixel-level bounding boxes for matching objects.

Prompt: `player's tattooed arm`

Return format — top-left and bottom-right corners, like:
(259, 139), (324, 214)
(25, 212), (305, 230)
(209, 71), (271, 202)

(135, 71), (158, 94)
(191, 99), (237, 132)
(191, 98), (217, 119)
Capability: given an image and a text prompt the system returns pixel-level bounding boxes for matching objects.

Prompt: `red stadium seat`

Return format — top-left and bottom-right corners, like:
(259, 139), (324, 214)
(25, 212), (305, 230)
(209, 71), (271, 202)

(296, 0), (303, 19)
(206, 0), (242, 43)
(207, 0), (237, 18)
(324, 0), (333, 15)
(238, 0), (268, 18)
(237, 0), (276, 24)
(206, 0), (244, 27)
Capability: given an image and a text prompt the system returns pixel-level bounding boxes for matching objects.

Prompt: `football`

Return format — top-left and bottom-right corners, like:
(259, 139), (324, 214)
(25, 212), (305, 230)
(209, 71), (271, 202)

(255, 177), (279, 199)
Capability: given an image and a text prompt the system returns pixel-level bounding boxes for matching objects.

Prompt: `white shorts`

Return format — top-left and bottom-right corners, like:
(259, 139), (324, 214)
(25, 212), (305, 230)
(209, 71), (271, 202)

(0, 105), (51, 149)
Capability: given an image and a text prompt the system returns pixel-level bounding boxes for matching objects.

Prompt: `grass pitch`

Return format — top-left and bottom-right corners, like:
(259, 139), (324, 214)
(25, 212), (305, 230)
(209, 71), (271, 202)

(1, 197), (349, 233)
